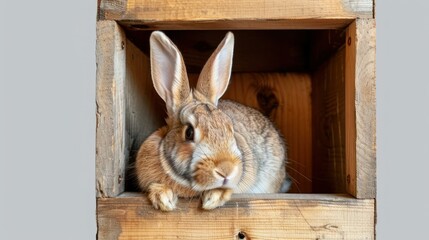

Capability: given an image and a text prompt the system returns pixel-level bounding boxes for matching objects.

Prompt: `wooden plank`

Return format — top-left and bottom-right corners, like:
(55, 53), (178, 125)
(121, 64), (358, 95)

(122, 19), (355, 30)
(96, 21), (127, 197)
(311, 47), (346, 193)
(345, 22), (357, 197)
(188, 73), (313, 193)
(123, 39), (166, 191)
(97, 193), (375, 239)
(98, 0), (127, 20)
(99, 0), (373, 29)
(345, 19), (376, 198)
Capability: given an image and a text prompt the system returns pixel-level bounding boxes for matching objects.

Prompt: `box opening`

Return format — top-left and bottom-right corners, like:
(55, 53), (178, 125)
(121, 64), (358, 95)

(120, 28), (347, 194)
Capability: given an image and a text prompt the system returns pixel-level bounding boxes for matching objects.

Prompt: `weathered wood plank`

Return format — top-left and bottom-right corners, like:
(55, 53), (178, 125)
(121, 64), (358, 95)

(97, 194), (375, 239)
(345, 19), (376, 198)
(98, 0), (127, 20)
(122, 19), (355, 30)
(96, 21), (127, 197)
(312, 47), (347, 193)
(345, 22), (357, 197)
(99, 0), (373, 29)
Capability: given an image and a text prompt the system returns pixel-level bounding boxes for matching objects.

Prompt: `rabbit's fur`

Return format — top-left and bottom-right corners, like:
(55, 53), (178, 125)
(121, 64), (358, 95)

(136, 31), (288, 211)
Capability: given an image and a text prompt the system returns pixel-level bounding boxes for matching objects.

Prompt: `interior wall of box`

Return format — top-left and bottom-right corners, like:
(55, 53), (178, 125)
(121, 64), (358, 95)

(122, 28), (347, 194)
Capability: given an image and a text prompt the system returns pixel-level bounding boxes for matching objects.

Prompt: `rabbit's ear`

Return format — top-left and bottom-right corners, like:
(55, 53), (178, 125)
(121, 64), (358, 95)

(196, 32), (234, 106)
(150, 31), (191, 115)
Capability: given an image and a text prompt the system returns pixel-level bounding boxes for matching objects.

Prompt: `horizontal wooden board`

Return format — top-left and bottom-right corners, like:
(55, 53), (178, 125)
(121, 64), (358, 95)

(99, 0), (374, 29)
(97, 193), (375, 239)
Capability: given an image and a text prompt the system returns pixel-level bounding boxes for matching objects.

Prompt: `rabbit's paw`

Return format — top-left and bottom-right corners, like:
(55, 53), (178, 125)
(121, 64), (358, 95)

(148, 183), (178, 211)
(202, 188), (232, 210)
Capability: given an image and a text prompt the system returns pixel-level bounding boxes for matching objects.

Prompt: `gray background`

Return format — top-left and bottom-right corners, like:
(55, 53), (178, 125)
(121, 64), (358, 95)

(1, 0), (428, 239)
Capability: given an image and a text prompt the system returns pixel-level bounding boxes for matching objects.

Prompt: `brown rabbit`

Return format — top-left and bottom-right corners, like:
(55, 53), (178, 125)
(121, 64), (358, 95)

(136, 31), (288, 211)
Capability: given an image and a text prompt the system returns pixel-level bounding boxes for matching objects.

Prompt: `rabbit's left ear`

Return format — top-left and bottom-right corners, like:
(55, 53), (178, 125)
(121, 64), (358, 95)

(196, 32), (234, 106)
(150, 31), (191, 116)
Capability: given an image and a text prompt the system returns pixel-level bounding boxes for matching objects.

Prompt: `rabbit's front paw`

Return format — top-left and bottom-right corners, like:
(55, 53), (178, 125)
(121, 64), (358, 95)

(202, 188), (232, 210)
(148, 183), (178, 211)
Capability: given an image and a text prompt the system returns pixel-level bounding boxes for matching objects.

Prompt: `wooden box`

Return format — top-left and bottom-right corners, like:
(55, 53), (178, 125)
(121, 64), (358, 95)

(96, 0), (376, 239)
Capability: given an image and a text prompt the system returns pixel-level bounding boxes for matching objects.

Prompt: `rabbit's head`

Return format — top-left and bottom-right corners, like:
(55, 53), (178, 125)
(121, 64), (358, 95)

(150, 31), (242, 191)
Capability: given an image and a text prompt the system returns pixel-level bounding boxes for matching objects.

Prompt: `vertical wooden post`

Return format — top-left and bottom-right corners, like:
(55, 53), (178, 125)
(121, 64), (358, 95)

(96, 21), (127, 197)
(345, 19), (376, 198)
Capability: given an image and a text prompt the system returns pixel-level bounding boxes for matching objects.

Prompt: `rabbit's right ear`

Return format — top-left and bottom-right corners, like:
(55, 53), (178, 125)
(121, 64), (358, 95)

(196, 32), (234, 106)
(150, 31), (191, 115)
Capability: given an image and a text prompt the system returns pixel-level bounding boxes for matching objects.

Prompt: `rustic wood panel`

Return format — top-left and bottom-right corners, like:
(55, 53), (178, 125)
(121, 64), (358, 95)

(345, 22), (357, 197)
(122, 19), (355, 30)
(311, 47), (346, 193)
(99, 0), (373, 29)
(97, 193), (375, 239)
(345, 19), (376, 199)
(123, 39), (165, 191)
(96, 21), (127, 197)
(189, 73), (313, 193)
(98, 0), (127, 20)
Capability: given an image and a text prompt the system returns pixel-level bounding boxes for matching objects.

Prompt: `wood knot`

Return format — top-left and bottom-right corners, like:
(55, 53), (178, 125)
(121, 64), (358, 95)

(256, 87), (279, 117)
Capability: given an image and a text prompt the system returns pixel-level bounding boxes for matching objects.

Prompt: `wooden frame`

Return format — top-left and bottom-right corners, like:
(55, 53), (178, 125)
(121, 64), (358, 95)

(98, 0), (373, 29)
(98, 193), (374, 239)
(96, 0), (376, 239)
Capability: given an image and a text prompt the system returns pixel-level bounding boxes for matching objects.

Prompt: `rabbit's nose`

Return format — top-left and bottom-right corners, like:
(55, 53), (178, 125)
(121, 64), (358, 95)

(214, 161), (238, 185)
(214, 170), (230, 185)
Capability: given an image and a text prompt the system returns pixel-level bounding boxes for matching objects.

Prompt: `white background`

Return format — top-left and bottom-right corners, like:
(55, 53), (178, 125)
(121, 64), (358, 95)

(1, 0), (428, 239)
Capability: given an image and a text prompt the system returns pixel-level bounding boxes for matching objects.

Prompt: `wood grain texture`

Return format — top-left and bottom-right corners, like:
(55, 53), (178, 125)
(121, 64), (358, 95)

(97, 193), (375, 239)
(189, 73), (313, 193)
(123, 19), (355, 30)
(98, 0), (127, 20)
(123, 39), (166, 190)
(96, 21), (127, 197)
(99, 0), (373, 29)
(345, 22), (357, 197)
(345, 19), (376, 199)
(312, 47), (346, 193)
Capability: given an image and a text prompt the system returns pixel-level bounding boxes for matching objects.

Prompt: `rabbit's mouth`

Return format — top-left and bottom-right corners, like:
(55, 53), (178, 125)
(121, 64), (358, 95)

(190, 156), (241, 191)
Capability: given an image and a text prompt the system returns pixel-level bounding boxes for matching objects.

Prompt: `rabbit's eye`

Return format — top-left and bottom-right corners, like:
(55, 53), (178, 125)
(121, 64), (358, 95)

(185, 125), (194, 141)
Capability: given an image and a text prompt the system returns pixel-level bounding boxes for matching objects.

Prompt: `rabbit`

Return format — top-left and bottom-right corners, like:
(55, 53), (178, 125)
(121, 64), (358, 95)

(135, 31), (288, 211)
